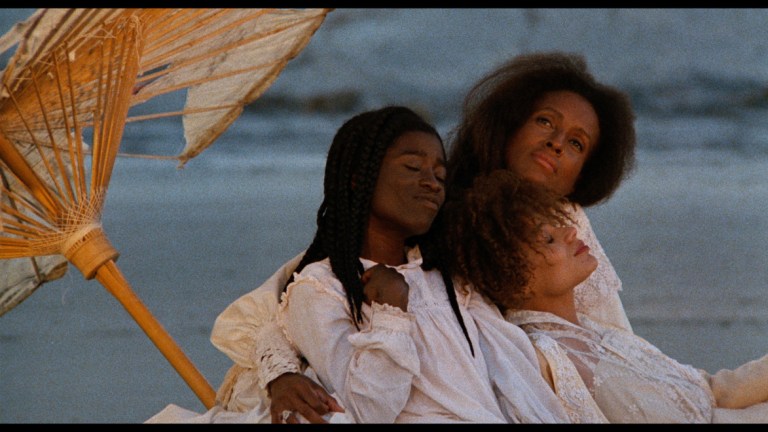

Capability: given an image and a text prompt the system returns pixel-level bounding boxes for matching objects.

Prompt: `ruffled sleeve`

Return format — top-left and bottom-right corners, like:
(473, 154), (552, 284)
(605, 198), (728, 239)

(278, 269), (419, 423)
(705, 353), (768, 409)
(210, 252), (304, 403)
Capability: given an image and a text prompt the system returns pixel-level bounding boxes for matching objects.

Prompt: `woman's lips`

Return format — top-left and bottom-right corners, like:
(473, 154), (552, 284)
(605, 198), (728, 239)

(415, 194), (441, 211)
(532, 152), (557, 173)
(575, 242), (590, 256)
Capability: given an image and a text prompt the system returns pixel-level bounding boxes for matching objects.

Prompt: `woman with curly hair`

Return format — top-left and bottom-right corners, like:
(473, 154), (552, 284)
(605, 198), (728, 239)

(447, 169), (768, 423)
(444, 51), (635, 331)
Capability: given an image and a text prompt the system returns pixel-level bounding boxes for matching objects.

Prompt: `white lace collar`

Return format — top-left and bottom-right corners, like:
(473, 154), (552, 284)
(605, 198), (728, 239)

(358, 245), (424, 271)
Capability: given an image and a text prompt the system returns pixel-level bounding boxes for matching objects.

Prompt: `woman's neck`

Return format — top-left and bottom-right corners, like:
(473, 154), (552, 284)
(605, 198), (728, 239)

(360, 231), (407, 266)
(519, 290), (580, 326)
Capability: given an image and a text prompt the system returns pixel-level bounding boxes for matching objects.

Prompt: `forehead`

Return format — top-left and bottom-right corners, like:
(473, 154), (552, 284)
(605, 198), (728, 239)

(534, 90), (599, 135)
(386, 131), (445, 159)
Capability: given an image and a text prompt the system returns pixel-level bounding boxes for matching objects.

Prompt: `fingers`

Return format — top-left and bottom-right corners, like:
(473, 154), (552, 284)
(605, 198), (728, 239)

(360, 265), (379, 284)
(323, 393), (345, 413)
(283, 396), (329, 424)
(285, 411), (302, 424)
(271, 390), (335, 423)
(273, 406), (320, 424)
(310, 385), (344, 413)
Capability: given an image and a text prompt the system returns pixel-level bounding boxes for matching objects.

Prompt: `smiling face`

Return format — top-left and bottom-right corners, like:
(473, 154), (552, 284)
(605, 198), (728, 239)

(504, 90), (600, 197)
(524, 223), (599, 300)
(368, 130), (446, 242)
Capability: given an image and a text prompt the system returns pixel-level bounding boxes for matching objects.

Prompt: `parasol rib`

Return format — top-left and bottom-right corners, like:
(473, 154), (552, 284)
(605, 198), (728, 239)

(1, 8), (332, 411)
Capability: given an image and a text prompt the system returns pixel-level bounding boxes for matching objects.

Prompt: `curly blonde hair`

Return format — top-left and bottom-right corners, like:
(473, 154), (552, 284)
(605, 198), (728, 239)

(443, 170), (572, 310)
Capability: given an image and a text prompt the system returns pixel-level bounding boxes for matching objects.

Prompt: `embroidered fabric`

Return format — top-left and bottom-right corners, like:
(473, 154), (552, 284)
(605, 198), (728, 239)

(529, 333), (608, 423)
(569, 204), (632, 332)
(507, 310), (716, 423)
(253, 321), (304, 388)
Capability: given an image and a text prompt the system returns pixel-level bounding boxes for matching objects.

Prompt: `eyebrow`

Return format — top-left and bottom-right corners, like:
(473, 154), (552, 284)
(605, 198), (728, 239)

(397, 149), (446, 166)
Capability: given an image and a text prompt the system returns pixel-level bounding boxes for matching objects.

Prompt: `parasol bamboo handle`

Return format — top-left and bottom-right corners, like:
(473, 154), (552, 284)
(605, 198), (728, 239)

(95, 259), (217, 410)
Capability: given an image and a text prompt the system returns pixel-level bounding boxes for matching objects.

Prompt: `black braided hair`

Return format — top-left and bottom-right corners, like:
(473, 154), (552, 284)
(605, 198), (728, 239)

(284, 106), (474, 355)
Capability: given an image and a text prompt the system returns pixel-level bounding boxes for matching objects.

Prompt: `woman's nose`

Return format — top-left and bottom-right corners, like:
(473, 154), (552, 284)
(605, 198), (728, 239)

(546, 141), (563, 155)
(559, 225), (577, 242)
(419, 170), (442, 191)
(545, 131), (564, 155)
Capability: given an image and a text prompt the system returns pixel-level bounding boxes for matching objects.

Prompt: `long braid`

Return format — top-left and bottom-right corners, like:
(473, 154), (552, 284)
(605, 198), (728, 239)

(328, 109), (393, 324)
(420, 211), (475, 356)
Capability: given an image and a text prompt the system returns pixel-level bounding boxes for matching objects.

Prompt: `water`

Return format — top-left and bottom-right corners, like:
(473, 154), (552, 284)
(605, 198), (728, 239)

(2, 8), (768, 423)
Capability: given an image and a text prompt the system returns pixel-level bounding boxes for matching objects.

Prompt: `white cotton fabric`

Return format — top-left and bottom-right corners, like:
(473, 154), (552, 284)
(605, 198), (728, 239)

(507, 310), (714, 423)
(460, 288), (571, 423)
(206, 205), (631, 418)
(210, 252), (305, 394)
(276, 246), (508, 423)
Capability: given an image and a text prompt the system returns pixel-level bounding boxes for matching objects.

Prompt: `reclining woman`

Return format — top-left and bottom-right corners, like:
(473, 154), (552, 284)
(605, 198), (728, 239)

(446, 169), (768, 423)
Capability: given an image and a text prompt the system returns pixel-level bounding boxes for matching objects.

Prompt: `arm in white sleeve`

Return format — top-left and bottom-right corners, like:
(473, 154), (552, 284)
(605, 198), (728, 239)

(464, 288), (570, 423)
(704, 353), (768, 409)
(211, 252), (305, 390)
(278, 276), (419, 423)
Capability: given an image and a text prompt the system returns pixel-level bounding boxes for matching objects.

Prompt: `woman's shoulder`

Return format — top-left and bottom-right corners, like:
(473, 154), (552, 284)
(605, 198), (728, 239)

(290, 258), (344, 295)
(296, 258), (332, 276)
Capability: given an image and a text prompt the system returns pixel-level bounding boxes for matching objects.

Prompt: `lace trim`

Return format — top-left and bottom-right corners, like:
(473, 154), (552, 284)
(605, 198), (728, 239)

(370, 299), (407, 316)
(511, 311), (715, 423)
(568, 205), (631, 331)
(252, 320), (302, 389)
(532, 334), (608, 423)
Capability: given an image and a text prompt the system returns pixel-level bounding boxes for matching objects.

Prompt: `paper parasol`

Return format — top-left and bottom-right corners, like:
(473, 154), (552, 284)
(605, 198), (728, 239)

(0, 8), (330, 409)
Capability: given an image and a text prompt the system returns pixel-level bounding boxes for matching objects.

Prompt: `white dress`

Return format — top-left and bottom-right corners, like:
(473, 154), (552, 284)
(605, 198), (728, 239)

(506, 310), (768, 423)
(277, 246), (565, 423)
(208, 204), (631, 407)
(147, 246), (567, 423)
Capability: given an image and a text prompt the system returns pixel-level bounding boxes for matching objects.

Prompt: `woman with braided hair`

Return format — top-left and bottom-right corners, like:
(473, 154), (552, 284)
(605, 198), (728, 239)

(275, 105), (566, 423)
(148, 106), (565, 423)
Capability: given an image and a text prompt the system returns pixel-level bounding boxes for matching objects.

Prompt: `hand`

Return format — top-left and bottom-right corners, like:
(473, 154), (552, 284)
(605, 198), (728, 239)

(268, 372), (344, 424)
(361, 264), (409, 311)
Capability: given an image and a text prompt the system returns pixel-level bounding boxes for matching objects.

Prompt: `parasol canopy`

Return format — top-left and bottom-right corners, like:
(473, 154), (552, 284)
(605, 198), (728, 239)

(0, 8), (330, 409)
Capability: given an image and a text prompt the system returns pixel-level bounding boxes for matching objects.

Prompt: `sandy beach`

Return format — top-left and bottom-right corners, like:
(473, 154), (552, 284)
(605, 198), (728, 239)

(2, 148), (767, 423)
